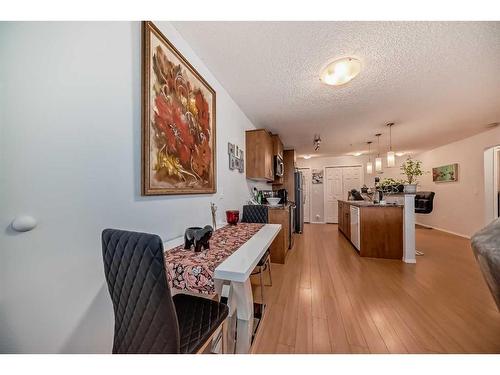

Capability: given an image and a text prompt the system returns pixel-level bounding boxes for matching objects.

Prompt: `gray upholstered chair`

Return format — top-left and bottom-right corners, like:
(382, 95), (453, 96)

(101, 228), (229, 354)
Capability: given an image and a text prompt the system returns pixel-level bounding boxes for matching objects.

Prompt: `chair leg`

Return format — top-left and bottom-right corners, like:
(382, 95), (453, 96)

(221, 320), (228, 354)
(267, 258), (272, 286)
(259, 267), (265, 304)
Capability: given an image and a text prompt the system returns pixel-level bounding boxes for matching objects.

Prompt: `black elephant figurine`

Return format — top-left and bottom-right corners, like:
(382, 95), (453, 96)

(184, 225), (213, 252)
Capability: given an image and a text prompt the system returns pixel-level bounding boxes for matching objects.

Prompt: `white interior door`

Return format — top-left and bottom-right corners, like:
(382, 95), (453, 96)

(325, 167), (343, 223)
(342, 167), (362, 199)
(299, 168), (311, 223)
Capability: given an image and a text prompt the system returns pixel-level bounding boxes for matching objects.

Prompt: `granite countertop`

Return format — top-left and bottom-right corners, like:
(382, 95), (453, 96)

(339, 200), (404, 208)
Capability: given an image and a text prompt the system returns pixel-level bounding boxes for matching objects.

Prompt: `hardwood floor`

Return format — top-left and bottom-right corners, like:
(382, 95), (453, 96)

(250, 223), (500, 353)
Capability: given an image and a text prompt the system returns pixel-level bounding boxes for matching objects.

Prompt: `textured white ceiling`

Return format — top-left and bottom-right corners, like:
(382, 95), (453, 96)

(172, 21), (500, 157)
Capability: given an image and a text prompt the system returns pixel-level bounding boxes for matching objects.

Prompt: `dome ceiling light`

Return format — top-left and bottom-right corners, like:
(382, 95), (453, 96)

(320, 57), (361, 86)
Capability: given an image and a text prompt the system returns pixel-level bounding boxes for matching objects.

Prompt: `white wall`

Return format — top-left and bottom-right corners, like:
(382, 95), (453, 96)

(296, 154), (406, 222)
(415, 126), (500, 238)
(0, 22), (265, 353)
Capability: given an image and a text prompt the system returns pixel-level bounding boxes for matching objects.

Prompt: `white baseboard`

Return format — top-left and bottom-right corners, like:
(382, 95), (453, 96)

(415, 222), (471, 239)
(309, 221), (326, 224)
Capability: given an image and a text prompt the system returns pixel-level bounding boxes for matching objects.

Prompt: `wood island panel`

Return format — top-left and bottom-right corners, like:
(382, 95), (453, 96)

(359, 206), (403, 259)
(338, 200), (403, 259)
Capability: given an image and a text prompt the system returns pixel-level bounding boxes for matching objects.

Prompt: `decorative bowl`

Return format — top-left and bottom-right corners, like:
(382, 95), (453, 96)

(267, 197), (281, 206)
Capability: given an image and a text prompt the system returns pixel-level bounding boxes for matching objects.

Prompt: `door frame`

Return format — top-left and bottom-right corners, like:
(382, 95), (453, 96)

(297, 167), (312, 224)
(323, 164), (365, 224)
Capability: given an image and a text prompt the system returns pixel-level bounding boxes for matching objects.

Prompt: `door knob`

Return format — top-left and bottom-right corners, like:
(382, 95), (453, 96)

(11, 215), (37, 232)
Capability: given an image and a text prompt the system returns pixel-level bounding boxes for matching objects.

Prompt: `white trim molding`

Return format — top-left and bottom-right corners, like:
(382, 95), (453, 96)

(415, 222), (471, 239)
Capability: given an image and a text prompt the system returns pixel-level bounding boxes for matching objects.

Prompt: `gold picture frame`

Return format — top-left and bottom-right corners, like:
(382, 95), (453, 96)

(142, 21), (216, 195)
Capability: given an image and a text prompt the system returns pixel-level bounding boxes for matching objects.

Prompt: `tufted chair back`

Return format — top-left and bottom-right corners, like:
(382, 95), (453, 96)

(101, 228), (180, 353)
(241, 205), (269, 224)
(415, 192), (435, 214)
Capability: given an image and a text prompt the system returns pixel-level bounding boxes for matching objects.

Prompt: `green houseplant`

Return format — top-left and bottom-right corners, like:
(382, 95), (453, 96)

(400, 157), (424, 193)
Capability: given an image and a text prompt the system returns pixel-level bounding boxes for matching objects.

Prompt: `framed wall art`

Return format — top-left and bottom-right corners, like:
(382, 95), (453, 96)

(432, 163), (458, 182)
(312, 169), (323, 184)
(142, 21), (216, 195)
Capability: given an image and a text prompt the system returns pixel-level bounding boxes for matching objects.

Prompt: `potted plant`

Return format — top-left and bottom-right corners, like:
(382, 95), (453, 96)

(377, 177), (406, 193)
(400, 157), (424, 193)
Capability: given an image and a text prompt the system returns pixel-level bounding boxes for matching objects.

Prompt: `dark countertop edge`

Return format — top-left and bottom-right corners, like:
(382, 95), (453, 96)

(262, 203), (293, 209)
(339, 200), (404, 208)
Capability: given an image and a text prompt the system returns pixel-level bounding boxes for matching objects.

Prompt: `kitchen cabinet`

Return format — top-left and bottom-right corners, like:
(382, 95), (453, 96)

(272, 134), (283, 158)
(245, 129), (274, 181)
(268, 204), (292, 264)
(338, 201), (351, 239)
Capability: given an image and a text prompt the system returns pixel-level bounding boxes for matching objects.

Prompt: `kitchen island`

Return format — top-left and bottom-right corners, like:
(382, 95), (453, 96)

(338, 196), (416, 262)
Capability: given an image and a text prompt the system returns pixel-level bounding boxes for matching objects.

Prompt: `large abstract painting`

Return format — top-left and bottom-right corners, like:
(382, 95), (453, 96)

(142, 21), (216, 195)
(432, 163), (458, 182)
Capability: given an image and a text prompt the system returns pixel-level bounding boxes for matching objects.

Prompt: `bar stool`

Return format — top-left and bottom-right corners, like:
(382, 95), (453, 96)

(241, 205), (273, 303)
(415, 192), (436, 256)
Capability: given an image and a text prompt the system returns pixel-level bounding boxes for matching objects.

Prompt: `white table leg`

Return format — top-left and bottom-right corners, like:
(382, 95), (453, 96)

(232, 278), (254, 354)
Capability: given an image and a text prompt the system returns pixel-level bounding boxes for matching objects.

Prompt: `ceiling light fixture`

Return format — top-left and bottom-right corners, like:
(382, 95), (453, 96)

(320, 57), (361, 86)
(313, 135), (322, 151)
(375, 133), (383, 172)
(303, 155), (312, 160)
(386, 122), (396, 168)
(366, 141), (373, 175)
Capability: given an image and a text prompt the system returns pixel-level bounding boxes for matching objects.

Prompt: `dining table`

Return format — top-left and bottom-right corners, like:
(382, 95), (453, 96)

(163, 222), (281, 353)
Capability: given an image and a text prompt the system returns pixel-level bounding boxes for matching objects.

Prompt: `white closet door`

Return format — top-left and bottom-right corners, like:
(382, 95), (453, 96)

(342, 166), (362, 199)
(325, 167), (343, 223)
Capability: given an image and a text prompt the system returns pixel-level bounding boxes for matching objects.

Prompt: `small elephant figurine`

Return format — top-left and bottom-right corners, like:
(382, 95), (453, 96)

(184, 225), (213, 252)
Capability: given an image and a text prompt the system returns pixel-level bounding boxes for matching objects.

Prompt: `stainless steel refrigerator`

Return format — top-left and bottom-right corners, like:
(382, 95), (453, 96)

(294, 170), (304, 233)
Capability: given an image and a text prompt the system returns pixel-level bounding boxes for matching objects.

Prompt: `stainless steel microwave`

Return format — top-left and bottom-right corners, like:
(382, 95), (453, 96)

(274, 155), (284, 177)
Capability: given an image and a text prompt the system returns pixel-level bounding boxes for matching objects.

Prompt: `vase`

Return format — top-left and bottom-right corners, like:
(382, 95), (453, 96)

(226, 210), (239, 225)
(404, 184), (417, 194)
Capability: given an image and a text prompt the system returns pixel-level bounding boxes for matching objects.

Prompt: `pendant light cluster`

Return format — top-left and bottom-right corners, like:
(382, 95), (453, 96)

(375, 133), (383, 172)
(365, 123), (398, 174)
(386, 122), (396, 167)
(366, 141), (373, 174)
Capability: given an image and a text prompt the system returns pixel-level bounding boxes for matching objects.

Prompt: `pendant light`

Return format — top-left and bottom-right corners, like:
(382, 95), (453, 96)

(386, 122), (396, 167)
(366, 141), (373, 174)
(375, 133), (382, 172)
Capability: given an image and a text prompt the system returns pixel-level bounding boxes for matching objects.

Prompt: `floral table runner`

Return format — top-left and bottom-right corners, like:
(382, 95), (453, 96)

(164, 223), (264, 295)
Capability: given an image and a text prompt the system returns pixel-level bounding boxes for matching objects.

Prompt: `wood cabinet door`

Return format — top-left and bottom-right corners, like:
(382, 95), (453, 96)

(265, 135), (274, 180)
(343, 203), (351, 238)
(338, 201), (344, 232)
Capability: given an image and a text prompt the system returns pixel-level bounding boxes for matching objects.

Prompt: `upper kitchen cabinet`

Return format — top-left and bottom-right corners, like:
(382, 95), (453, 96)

(245, 129), (274, 181)
(272, 134), (284, 159)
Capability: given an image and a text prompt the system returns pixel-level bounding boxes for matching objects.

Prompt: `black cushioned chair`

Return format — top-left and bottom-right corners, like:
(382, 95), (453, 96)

(241, 205), (272, 303)
(414, 192), (436, 255)
(415, 191), (435, 214)
(101, 228), (228, 354)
